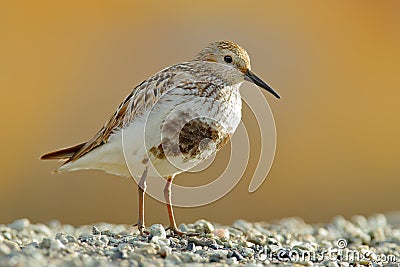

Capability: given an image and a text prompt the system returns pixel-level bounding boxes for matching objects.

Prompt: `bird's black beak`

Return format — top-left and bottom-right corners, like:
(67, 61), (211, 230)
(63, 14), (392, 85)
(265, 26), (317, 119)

(245, 70), (280, 99)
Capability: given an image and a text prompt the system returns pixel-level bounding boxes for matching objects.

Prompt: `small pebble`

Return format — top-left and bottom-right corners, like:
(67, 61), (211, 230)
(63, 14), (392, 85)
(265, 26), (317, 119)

(26, 241), (39, 248)
(0, 244), (11, 255)
(179, 223), (189, 232)
(247, 235), (266, 245)
(50, 239), (65, 250)
(92, 226), (101, 235)
(226, 257), (238, 265)
(232, 250), (244, 261)
(186, 242), (196, 252)
(241, 247), (255, 258)
(150, 235), (169, 246)
(8, 218), (30, 231)
(233, 219), (253, 231)
(2, 232), (12, 240)
(65, 235), (77, 243)
(327, 261), (340, 267)
(101, 229), (112, 236)
(0, 215), (398, 266)
(188, 236), (217, 247)
(195, 219), (215, 233)
(31, 224), (52, 236)
(2, 240), (20, 251)
(40, 238), (51, 249)
(213, 228), (230, 241)
(150, 224), (166, 239)
(165, 253), (182, 263)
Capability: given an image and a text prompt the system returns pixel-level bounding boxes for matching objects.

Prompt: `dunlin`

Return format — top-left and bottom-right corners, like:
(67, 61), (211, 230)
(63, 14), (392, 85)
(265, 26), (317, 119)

(41, 41), (280, 236)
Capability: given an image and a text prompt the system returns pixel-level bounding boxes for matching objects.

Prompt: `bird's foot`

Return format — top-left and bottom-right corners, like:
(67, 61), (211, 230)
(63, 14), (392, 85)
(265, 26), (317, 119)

(165, 225), (199, 237)
(133, 221), (150, 237)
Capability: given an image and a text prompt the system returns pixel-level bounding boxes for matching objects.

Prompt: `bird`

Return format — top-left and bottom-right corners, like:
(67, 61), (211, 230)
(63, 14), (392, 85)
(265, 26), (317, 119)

(41, 40), (280, 236)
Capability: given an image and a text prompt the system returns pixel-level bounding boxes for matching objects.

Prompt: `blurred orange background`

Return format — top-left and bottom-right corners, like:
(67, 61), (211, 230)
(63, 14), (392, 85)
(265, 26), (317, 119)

(1, 1), (399, 226)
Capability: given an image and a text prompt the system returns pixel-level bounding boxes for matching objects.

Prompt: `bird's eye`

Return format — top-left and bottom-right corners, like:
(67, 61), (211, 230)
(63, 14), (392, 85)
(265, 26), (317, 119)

(224, 55), (233, 63)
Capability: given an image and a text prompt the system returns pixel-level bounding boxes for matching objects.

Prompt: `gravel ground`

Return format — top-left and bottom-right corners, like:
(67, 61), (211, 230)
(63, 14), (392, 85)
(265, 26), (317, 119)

(1, 214), (400, 267)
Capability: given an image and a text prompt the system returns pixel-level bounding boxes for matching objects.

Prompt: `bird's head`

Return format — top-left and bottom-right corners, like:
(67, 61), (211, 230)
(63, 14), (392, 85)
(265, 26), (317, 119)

(196, 41), (280, 99)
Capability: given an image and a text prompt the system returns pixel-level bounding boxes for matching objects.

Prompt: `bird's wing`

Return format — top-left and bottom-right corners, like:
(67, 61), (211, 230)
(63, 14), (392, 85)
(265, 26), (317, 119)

(66, 66), (211, 163)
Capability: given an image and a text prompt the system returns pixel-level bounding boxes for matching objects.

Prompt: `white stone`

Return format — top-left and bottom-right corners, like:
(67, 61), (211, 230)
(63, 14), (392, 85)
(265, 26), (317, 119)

(8, 218), (30, 231)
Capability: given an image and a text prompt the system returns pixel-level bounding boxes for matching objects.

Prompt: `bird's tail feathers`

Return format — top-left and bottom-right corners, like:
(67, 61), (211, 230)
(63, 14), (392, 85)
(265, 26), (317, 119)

(40, 142), (86, 160)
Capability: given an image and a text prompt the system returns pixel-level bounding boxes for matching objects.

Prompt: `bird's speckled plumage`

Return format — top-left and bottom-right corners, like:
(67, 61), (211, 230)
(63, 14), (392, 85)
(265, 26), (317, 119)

(72, 60), (243, 164)
(58, 60), (243, 177)
(44, 41), (256, 177)
(41, 41), (279, 236)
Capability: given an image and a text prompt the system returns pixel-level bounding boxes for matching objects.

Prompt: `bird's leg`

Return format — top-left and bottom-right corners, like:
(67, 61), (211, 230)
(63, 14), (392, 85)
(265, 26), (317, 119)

(164, 176), (198, 237)
(164, 176), (178, 232)
(134, 166), (149, 236)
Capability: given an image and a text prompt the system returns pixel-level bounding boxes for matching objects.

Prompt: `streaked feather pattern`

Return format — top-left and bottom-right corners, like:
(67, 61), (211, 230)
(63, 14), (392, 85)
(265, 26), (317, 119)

(41, 41), (253, 178)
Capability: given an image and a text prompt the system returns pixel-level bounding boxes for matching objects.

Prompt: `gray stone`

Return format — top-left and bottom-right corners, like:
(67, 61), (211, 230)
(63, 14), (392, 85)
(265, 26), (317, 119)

(8, 218), (30, 231)
(108, 237), (120, 245)
(55, 232), (68, 244)
(228, 227), (243, 237)
(92, 226), (101, 235)
(151, 236), (170, 247)
(181, 252), (203, 263)
(150, 224), (166, 239)
(165, 252), (182, 263)
(118, 243), (131, 251)
(241, 241), (255, 248)
(179, 223), (189, 232)
(130, 240), (149, 247)
(50, 239), (65, 250)
(94, 240), (106, 247)
(226, 257), (238, 265)
(233, 220), (253, 231)
(31, 223), (52, 236)
(368, 213), (387, 228)
(99, 235), (109, 245)
(129, 252), (146, 262)
(135, 244), (157, 254)
(25, 241), (39, 248)
(188, 236), (217, 247)
(267, 237), (279, 245)
(2, 232), (12, 240)
(241, 247), (255, 258)
(332, 215), (347, 229)
(3, 240), (20, 251)
(208, 249), (228, 261)
(65, 234), (77, 243)
(101, 229), (113, 236)
(247, 235), (266, 245)
(0, 243), (11, 255)
(232, 250), (244, 261)
(186, 242), (196, 252)
(195, 219), (215, 233)
(40, 237), (52, 249)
